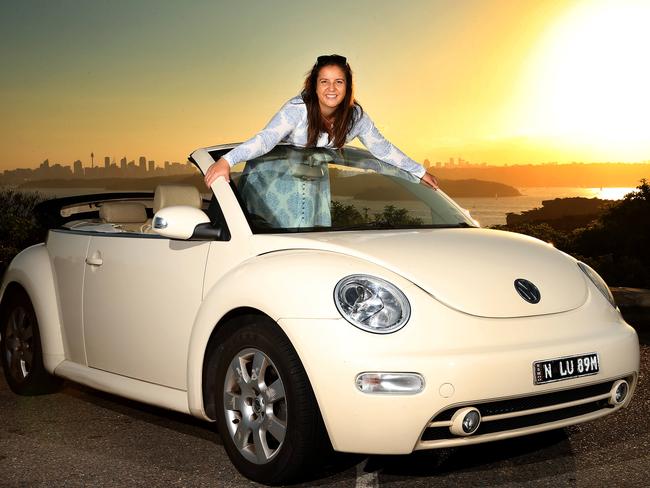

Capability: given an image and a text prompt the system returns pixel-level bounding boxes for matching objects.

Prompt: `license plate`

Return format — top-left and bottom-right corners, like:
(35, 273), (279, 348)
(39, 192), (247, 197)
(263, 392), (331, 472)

(533, 353), (599, 385)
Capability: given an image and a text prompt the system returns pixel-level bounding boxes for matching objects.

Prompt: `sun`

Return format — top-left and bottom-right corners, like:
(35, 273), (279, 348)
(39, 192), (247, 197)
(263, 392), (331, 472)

(514, 0), (650, 161)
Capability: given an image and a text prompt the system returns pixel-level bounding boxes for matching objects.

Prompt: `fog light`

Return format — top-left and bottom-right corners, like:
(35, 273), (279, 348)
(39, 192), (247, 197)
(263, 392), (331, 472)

(355, 372), (424, 394)
(450, 407), (481, 436)
(609, 380), (629, 406)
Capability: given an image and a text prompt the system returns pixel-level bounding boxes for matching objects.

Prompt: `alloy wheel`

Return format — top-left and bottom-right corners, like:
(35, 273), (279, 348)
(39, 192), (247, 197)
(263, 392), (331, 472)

(3, 305), (34, 382)
(223, 347), (287, 464)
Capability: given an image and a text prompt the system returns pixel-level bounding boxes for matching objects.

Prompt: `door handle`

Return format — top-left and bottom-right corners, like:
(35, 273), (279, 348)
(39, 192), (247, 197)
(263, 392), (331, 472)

(85, 254), (103, 266)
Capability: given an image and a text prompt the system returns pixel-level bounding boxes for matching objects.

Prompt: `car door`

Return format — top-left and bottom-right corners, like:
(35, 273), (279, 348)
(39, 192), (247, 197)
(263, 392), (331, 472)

(83, 233), (209, 390)
(47, 230), (91, 365)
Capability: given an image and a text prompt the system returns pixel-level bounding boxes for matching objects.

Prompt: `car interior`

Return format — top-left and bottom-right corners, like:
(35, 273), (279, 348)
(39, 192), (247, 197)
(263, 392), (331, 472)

(60, 184), (205, 234)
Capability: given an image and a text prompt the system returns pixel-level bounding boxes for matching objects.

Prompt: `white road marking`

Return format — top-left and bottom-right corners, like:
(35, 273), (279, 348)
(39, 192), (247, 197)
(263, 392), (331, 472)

(355, 458), (379, 488)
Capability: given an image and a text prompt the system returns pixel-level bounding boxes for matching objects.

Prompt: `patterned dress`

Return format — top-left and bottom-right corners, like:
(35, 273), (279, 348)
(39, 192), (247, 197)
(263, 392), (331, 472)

(236, 149), (334, 228)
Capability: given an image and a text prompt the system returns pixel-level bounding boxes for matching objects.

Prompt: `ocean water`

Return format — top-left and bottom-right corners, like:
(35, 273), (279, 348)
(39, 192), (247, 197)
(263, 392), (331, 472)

(455, 187), (635, 227)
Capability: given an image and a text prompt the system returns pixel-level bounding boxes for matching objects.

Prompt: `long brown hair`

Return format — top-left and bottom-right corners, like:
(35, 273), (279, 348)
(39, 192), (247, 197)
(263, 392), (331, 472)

(301, 55), (363, 148)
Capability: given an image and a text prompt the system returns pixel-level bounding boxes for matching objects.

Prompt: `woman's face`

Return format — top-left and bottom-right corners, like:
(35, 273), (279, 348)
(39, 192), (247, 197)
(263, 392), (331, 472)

(316, 65), (346, 114)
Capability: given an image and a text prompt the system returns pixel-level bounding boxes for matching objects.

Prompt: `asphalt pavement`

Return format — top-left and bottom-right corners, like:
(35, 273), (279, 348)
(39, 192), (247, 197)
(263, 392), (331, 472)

(0, 317), (648, 487)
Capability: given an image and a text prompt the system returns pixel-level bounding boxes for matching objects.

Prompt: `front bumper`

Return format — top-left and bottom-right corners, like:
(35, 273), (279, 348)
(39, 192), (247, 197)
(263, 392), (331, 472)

(279, 307), (639, 454)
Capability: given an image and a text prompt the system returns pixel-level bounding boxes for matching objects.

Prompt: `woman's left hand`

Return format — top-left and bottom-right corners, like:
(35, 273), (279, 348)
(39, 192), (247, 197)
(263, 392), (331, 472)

(420, 172), (439, 190)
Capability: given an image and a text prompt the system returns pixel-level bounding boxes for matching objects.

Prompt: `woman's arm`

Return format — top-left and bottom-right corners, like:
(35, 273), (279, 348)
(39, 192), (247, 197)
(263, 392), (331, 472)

(355, 111), (438, 189)
(204, 99), (302, 186)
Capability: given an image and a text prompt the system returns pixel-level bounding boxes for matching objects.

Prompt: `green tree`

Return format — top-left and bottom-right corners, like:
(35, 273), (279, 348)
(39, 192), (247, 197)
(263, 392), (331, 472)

(331, 201), (423, 228)
(331, 200), (365, 227)
(373, 205), (423, 226)
(571, 179), (650, 286)
(491, 179), (650, 287)
(0, 189), (47, 273)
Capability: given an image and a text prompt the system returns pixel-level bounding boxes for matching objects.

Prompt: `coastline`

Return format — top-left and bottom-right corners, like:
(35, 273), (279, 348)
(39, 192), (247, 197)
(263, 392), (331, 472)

(4, 182), (634, 228)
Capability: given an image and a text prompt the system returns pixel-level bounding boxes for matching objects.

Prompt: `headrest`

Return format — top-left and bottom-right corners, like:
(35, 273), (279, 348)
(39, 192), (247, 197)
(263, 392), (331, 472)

(153, 184), (202, 212)
(99, 202), (147, 223)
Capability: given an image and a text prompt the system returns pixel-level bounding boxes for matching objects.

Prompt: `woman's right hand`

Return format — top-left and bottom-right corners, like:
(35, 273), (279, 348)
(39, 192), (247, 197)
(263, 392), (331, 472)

(204, 157), (231, 186)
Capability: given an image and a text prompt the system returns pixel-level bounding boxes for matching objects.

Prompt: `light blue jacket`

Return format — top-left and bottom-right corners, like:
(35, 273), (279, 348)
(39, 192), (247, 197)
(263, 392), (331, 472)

(223, 96), (426, 179)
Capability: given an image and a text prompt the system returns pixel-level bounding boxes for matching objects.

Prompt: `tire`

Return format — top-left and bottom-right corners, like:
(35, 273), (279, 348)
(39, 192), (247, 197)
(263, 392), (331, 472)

(0, 289), (62, 395)
(211, 317), (329, 485)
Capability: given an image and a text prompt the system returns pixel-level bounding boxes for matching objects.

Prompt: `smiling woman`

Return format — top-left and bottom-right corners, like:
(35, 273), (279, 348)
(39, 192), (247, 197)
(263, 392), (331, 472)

(514, 0), (650, 161)
(202, 55), (440, 190)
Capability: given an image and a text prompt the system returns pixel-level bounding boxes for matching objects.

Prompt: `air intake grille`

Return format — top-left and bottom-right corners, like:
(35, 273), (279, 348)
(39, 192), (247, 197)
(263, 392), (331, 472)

(421, 378), (624, 443)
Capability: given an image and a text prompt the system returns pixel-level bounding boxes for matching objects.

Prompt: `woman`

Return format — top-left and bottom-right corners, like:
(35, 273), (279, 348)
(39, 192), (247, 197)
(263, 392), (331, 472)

(204, 54), (439, 189)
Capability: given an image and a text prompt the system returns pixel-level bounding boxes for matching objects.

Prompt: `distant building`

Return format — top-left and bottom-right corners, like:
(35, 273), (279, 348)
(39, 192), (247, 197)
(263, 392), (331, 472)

(148, 160), (155, 172)
(138, 156), (146, 174)
(120, 157), (127, 170)
(85, 166), (102, 178)
(46, 163), (72, 179)
(73, 160), (83, 176)
(104, 156), (110, 169)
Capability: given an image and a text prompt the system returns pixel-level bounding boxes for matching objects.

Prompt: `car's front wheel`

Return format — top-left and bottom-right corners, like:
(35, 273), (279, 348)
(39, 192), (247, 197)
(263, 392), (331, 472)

(0, 288), (62, 395)
(212, 317), (328, 485)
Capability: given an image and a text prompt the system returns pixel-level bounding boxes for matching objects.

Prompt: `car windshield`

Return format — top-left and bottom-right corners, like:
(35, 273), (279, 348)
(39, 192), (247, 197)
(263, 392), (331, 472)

(210, 145), (476, 233)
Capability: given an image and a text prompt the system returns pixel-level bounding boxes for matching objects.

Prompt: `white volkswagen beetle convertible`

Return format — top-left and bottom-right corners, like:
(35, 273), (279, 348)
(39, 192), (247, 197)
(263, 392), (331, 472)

(0, 145), (640, 484)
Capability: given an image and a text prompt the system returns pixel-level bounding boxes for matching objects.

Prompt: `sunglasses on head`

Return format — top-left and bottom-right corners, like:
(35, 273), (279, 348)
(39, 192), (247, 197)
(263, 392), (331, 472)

(317, 54), (347, 65)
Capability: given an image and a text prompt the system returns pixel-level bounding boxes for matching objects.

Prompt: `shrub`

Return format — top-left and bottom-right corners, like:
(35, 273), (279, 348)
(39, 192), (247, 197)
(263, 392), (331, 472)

(493, 179), (650, 288)
(572, 179), (650, 287)
(0, 189), (47, 273)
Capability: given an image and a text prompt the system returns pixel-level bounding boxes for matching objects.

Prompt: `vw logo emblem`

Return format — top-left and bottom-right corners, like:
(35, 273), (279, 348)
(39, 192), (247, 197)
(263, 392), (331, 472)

(514, 279), (541, 304)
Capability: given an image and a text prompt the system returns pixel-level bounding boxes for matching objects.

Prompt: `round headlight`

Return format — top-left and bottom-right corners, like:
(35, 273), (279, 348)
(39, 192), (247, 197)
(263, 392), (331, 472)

(334, 274), (411, 333)
(577, 262), (616, 308)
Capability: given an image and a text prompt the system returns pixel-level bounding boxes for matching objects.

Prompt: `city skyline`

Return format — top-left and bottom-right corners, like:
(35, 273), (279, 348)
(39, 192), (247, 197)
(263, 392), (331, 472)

(4, 149), (650, 177)
(1, 153), (195, 184)
(7, 150), (650, 176)
(1, 1), (649, 171)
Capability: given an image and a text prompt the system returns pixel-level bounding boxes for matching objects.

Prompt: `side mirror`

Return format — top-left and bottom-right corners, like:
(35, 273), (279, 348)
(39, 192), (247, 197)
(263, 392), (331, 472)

(152, 206), (221, 240)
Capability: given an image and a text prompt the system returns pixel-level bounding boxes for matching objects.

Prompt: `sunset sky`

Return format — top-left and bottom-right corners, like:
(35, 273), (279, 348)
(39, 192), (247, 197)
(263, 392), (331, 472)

(1, 0), (649, 171)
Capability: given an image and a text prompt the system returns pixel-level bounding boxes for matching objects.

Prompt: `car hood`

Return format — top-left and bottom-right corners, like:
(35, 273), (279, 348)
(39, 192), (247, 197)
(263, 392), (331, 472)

(256, 228), (588, 318)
